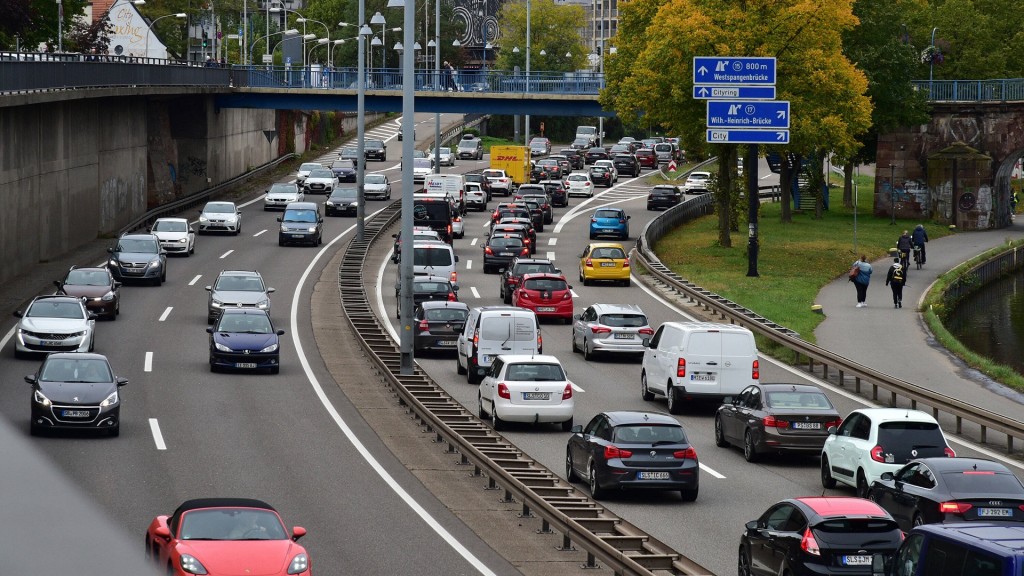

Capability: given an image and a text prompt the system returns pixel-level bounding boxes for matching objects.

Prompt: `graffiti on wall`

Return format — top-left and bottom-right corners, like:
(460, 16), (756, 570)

(177, 156), (208, 184)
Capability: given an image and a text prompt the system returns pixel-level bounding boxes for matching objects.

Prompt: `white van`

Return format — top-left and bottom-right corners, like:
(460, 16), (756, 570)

(412, 240), (459, 284)
(424, 174), (465, 214)
(640, 322), (760, 413)
(457, 306), (542, 384)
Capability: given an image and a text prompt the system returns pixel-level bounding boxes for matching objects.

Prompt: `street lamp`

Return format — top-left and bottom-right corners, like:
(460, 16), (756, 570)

(371, 11), (386, 67)
(307, 37), (329, 64)
(251, 28), (298, 65)
(889, 163), (897, 225)
(145, 13), (186, 60)
(929, 26), (939, 91)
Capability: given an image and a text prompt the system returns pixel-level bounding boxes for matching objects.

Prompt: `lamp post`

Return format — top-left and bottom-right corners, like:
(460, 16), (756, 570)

(297, 17), (330, 56)
(251, 28), (298, 66)
(371, 12), (386, 67)
(525, 0), (530, 145)
(889, 163), (897, 225)
(928, 26), (939, 97)
(307, 37), (328, 65)
(145, 13), (186, 60)
(57, 0), (62, 53)
(356, 20), (372, 241)
(431, 0), (440, 173)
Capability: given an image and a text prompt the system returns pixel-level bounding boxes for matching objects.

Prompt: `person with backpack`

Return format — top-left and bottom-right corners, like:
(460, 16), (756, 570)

(850, 255), (872, 308)
(896, 229), (913, 271)
(911, 224), (929, 265)
(885, 256), (906, 308)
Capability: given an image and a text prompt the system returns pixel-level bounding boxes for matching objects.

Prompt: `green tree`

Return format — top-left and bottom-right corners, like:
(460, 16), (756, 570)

(493, 0), (588, 73)
(910, 0), (1024, 80)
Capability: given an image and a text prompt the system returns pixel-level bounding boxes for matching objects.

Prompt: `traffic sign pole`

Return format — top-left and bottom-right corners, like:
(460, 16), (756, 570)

(746, 144), (759, 277)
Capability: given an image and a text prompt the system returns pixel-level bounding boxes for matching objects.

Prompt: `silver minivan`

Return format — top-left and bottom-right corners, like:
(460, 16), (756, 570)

(412, 240), (459, 285)
(456, 306), (542, 383)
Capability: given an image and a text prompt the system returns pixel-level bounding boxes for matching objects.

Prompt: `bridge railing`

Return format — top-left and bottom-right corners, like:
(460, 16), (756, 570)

(912, 79), (1024, 102)
(0, 58), (229, 93)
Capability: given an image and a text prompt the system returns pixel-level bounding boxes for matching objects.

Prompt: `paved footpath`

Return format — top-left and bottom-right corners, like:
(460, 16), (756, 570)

(814, 220), (1024, 419)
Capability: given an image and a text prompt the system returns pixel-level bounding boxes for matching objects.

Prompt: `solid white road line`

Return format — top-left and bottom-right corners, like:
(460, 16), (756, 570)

(699, 463), (726, 479)
(548, 237), (557, 245)
(290, 212), (498, 576)
(470, 287), (481, 299)
(188, 274), (202, 286)
(466, 259), (473, 270)
(148, 418), (167, 450)
(144, 352), (153, 372)
(546, 251), (556, 261)
(553, 175), (647, 233)
(254, 229), (267, 237)
(470, 237), (478, 246)
(219, 250), (233, 259)
(570, 289), (579, 298)
(158, 307), (173, 322)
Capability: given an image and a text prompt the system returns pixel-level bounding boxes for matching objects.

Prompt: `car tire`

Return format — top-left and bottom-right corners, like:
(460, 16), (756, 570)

(467, 369), (481, 385)
(29, 421), (40, 436)
(583, 339), (595, 361)
(666, 383), (683, 415)
(743, 430), (759, 463)
(189, 243), (195, 255)
(738, 545), (753, 576)
(565, 450), (579, 482)
(456, 357), (466, 375)
(571, 331), (580, 353)
(680, 487), (698, 502)
(477, 393), (487, 419)
(560, 418), (573, 432)
(821, 456), (837, 489)
(588, 462), (605, 500)
(152, 276), (162, 287)
(912, 512), (925, 527)
(714, 415), (730, 447)
(856, 469), (870, 498)
(622, 278), (631, 287)
(641, 371), (655, 401)
(492, 411), (505, 431)
(209, 363), (219, 373)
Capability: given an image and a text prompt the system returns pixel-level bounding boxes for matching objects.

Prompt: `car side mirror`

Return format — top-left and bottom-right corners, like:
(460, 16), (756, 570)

(568, 285), (574, 290)
(452, 285), (460, 291)
(53, 280), (62, 288)
(745, 520), (757, 531)
(570, 425), (583, 434)
(277, 217), (283, 222)
(13, 311), (23, 318)
(88, 313), (98, 320)
(205, 286), (212, 291)
(114, 282), (122, 289)
(116, 377), (128, 387)
(277, 329), (286, 336)
(627, 215), (631, 220)
(826, 425), (838, 435)
(206, 327), (214, 334)
(723, 396), (734, 405)
(159, 250), (167, 256)
(880, 472), (894, 481)
(554, 268), (561, 274)
(392, 234), (398, 238)
(25, 375), (37, 385)
(267, 288), (276, 293)
(106, 247), (114, 253)
(641, 337), (651, 347)
(291, 526), (307, 541)
(455, 255), (460, 262)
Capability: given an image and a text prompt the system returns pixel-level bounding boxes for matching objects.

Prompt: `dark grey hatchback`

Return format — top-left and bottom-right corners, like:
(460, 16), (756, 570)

(277, 202), (323, 246)
(27, 352), (127, 436)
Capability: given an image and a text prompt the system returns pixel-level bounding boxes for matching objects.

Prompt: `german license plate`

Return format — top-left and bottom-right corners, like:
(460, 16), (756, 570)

(690, 373), (715, 382)
(522, 392), (550, 400)
(842, 556), (872, 566)
(235, 363), (257, 369)
(600, 262), (616, 267)
(603, 229), (614, 233)
(436, 340), (456, 346)
(500, 252), (512, 256)
(41, 340), (61, 347)
(637, 471), (670, 480)
(292, 234), (305, 238)
(537, 307), (556, 312)
(62, 410), (90, 418)
(978, 508), (1012, 517)
(792, 422), (822, 430)
(614, 333), (633, 339)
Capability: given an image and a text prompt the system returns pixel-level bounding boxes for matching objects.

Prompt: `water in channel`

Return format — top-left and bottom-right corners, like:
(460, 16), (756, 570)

(945, 270), (1024, 374)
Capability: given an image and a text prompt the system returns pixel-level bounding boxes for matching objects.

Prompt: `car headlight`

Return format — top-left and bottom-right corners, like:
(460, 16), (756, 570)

(34, 390), (51, 406)
(260, 343), (279, 353)
(199, 215), (209, 222)
(99, 391), (118, 407)
(225, 215), (237, 222)
(287, 553), (309, 574)
(180, 554), (208, 575)
(211, 299), (223, 308)
(101, 291), (116, 302)
(108, 259), (118, 267)
(148, 259), (161, 268)
(281, 225), (290, 232)
(178, 238), (188, 243)
(257, 299), (270, 309)
(326, 201), (335, 206)
(214, 342), (232, 352)
(307, 226), (317, 233)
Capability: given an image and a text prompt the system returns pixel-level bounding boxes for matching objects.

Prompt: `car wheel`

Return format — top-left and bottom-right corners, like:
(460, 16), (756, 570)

(714, 414), (730, 447)
(560, 417), (573, 432)
(493, 411), (505, 431)
(912, 512), (925, 527)
(583, 338), (595, 361)
(571, 331), (580, 353)
(680, 487), (698, 502)
(565, 450), (579, 482)
(588, 461), (605, 499)
(743, 430), (759, 463)
(738, 545), (753, 576)
(477, 393), (487, 419)
(467, 369), (481, 385)
(641, 371), (655, 401)
(456, 357), (466, 375)
(821, 456), (837, 489)
(666, 383), (683, 415)
(856, 469), (870, 498)
(622, 278), (631, 287)
(189, 242), (195, 255)
(209, 363), (219, 373)
(152, 276), (162, 287)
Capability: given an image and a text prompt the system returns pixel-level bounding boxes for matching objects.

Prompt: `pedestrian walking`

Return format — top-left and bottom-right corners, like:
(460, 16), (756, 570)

(850, 255), (872, 308)
(911, 224), (929, 265)
(885, 256), (906, 309)
(896, 229), (913, 270)
(442, 61), (454, 90)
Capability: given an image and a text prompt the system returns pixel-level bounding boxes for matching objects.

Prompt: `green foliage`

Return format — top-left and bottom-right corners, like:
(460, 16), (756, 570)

(493, 0), (589, 73)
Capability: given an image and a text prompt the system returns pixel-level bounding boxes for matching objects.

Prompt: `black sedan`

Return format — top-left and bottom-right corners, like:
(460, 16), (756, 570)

(330, 159), (356, 182)
(585, 147), (610, 165)
(414, 301), (469, 353)
(612, 154), (640, 177)
(500, 258), (559, 304)
(589, 166), (615, 187)
(566, 411), (699, 501)
(869, 457), (1024, 531)
(740, 497), (903, 576)
(206, 309), (285, 374)
(364, 138), (387, 161)
(395, 275), (458, 318)
(715, 383), (842, 462)
(647, 185), (683, 210)
(482, 234), (531, 273)
(27, 352), (127, 436)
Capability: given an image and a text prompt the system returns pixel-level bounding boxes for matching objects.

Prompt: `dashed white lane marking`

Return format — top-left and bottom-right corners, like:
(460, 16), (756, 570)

(481, 221), (490, 229)
(189, 275), (202, 286)
(149, 419), (167, 450)
(466, 259), (473, 270)
(470, 287), (481, 299)
(470, 237), (478, 246)
(570, 289), (579, 298)
(548, 237), (557, 245)
(144, 352), (153, 372)
(219, 250), (233, 259)
(699, 463), (726, 479)
(158, 307), (173, 322)
(254, 229), (267, 237)
(546, 251), (556, 260)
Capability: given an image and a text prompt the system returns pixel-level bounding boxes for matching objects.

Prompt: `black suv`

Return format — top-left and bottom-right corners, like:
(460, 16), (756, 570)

(364, 139), (387, 162)
(560, 148), (585, 170)
(500, 258), (560, 303)
(540, 180), (569, 207)
(464, 172), (492, 200)
(613, 154), (640, 178)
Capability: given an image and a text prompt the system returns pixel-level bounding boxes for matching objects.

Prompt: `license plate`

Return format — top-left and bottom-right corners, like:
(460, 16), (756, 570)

(41, 340), (61, 346)
(292, 234), (305, 238)
(978, 508), (1013, 517)
(690, 373), (716, 382)
(522, 392), (550, 400)
(792, 422), (822, 430)
(500, 252), (512, 256)
(842, 556), (872, 566)
(603, 229), (615, 233)
(637, 471), (670, 480)
(235, 362), (257, 369)
(537, 307), (556, 312)
(482, 355), (493, 363)
(436, 340), (456, 346)
(62, 410), (90, 417)
(614, 333), (633, 339)
(600, 262), (616, 267)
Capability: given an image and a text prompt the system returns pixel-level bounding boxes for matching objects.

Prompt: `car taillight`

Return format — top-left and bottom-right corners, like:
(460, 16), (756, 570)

(518, 290), (530, 300)
(870, 445), (886, 463)
(497, 383), (510, 399)
(942, 446), (956, 457)
(623, 258), (630, 268)
(484, 247), (494, 255)
(537, 333), (542, 353)
(619, 219), (627, 224)
(591, 326), (612, 334)
(677, 358), (686, 378)
(520, 248), (530, 256)
(824, 418), (842, 429)
(673, 447), (697, 460)
(604, 445), (632, 459)
(473, 328), (479, 347)
(448, 292), (457, 301)
(453, 216), (462, 222)
(585, 258), (593, 267)
(764, 415), (790, 428)
(752, 359), (759, 380)
(638, 327), (654, 335)
(447, 224), (452, 236)
(591, 218), (597, 223)
(417, 319), (429, 332)
(562, 383), (572, 400)
(562, 291), (571, 300)
(800, 527), (820, 556)
(939, 502), (973, 514)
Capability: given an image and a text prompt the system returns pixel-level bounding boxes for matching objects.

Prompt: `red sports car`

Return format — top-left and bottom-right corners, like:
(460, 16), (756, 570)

(145, 498), (311, 575)
(512, 273), (574, 323)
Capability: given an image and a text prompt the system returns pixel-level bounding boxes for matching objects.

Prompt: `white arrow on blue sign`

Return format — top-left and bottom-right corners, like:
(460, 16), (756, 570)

(707, 100), (790, 129)
(693, 85), (776, 100)
(693, 57), (776, 86)
(707, 129), (790, 144)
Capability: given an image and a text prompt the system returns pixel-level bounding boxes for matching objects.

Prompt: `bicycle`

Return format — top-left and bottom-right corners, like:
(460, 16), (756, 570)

(912, 245), (923, 269)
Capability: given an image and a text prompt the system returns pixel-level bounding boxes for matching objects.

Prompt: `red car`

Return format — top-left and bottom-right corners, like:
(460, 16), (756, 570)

(512, 273), (573, 323)
(146, 498), (312, 576)
(635, 148), (658, 169)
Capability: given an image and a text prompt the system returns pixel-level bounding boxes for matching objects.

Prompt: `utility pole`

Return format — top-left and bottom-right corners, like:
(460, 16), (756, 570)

(746, 145), (759, 277)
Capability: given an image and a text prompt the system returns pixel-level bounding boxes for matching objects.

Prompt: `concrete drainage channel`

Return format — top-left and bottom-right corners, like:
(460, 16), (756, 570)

(338, 201), (714, 576)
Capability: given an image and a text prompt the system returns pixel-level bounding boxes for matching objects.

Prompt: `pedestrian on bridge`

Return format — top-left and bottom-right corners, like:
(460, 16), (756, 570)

(885, 257), (906, 309)
(850, 255), (872, 308)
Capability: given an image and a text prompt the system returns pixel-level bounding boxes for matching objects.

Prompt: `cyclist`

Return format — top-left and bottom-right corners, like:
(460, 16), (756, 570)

(911, 224), (928, 266)
(896, 229), (913, 270)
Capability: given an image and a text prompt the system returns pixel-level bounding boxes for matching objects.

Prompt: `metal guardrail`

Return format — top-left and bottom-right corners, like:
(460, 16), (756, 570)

(912, 79), (1024, 102)
(635, 196), (1024, 454)
(0, 60), (231, 93)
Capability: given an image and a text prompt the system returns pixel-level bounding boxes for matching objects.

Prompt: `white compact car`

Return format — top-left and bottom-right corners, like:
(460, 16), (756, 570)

(14, 295), (96, 358)
(478, 354), (574, 431)
(482, 169), (513, 196)
(198, 201), (241, 234)
(464, 182), (487, 211)
(263, 182), (304, 210)
(296, 162), (323, 186)
(150, 217), (195, 256)
(821, 408), (955, 498)
(364, 173), (392, 200)
(566, 173), (594, 197)
(413, 158), (434, 183)
(682, 171), (712, 194)
(303, 168), (339, 195)
(432, 147), (455, 166)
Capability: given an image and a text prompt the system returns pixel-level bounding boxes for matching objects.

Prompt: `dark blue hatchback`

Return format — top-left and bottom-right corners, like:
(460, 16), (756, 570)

(206, 309), (285, 374)
(887, 522), (1024, 576)
(589, 207), (630, 240)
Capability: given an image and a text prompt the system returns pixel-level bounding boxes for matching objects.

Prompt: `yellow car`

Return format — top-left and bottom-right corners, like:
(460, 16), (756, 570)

(579, 242), (631, 287)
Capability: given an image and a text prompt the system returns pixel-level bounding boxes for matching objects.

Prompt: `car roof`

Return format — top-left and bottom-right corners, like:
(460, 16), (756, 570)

(911, 522), (1024, 554)
(285, 202), (319, 210)
(849, 408), (939, 424)
(587, 242), (626, 250)
(419, 300), (469, 311)
(689, 171), (711, 177)
(910, 456), (1013, 473)
(793, 497), (890, 519)
(495, 354), (562, 365)
(119, 232), (159, 240)
(154, 217), (189, 223)
(30, 294), (85, 305)
(520, 273), (567, 282)
(43, 351), (108, 361)
(414, 275), (452, 283)
(512, 258), (554, 266)
(593, 206), (625, 214)
(757, 383), (825, 394)
(218, 270), (261, 278)
(604, 411), (680, 427)
(413, 240), (452, 248)
(589, 303), (645, 315)
(219, 308), (271, 317)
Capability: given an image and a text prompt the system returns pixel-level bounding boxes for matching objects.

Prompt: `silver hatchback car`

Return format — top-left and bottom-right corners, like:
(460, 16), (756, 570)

(205, 270), (275, 324)
(571, 303), (653, 360)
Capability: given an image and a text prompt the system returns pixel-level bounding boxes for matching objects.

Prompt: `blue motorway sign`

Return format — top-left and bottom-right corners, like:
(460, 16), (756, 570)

(706, 100), (790, 129)
(706, 129), (790, 145)
(693, 57), (777, 86)
(693, 85), (776, 100)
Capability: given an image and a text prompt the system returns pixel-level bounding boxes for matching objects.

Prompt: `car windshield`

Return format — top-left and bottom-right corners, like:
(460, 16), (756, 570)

(766, 391), (834, 410)
(489, 237), (524, 248)
(366, 140), (383, 148)
(40, 358), (112, 383)
(594, 210), (623, 219)
(413, 281), (450, 293)
(941, 470), (1024, 493)
(341, 147), (358, 155)
(482, 170), (504, 178)
(204, 202), (235, 214)
(215, 275), (264, 291)
(613, 425), (686, 444)
(27, 300), (85, 319)
(414, 247), (453, 266)
(366, 174), (386, 184)
(598, 313), (648, 327)
(299, 163), (322, 172)
(65, 269), (110, 286)
(424, 308), (468, 322)
(117, 238), (159, 253)
(331, 160), (354, 169)
(310, 169), (335, 178)
(269, 184), (297, 194)
(282, 209), (318, 223)
(652, 187), (677, 195)
(414, 158), (432, 169)
(330, 188), (358, 201)
(515, 263), (555, 275)
(179, 509), (287, 541)
(590, 247), (626, 259)
(568, 175), (588, 182)
(518, 186), (544, 194)
(591, 167), (609, 174)
(217, 314), (274, 333)
(689, 173), (709, 181)
(506, 362), (565, 381)
(153, 220), (188, 232)
(523, 278), (568, 291)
